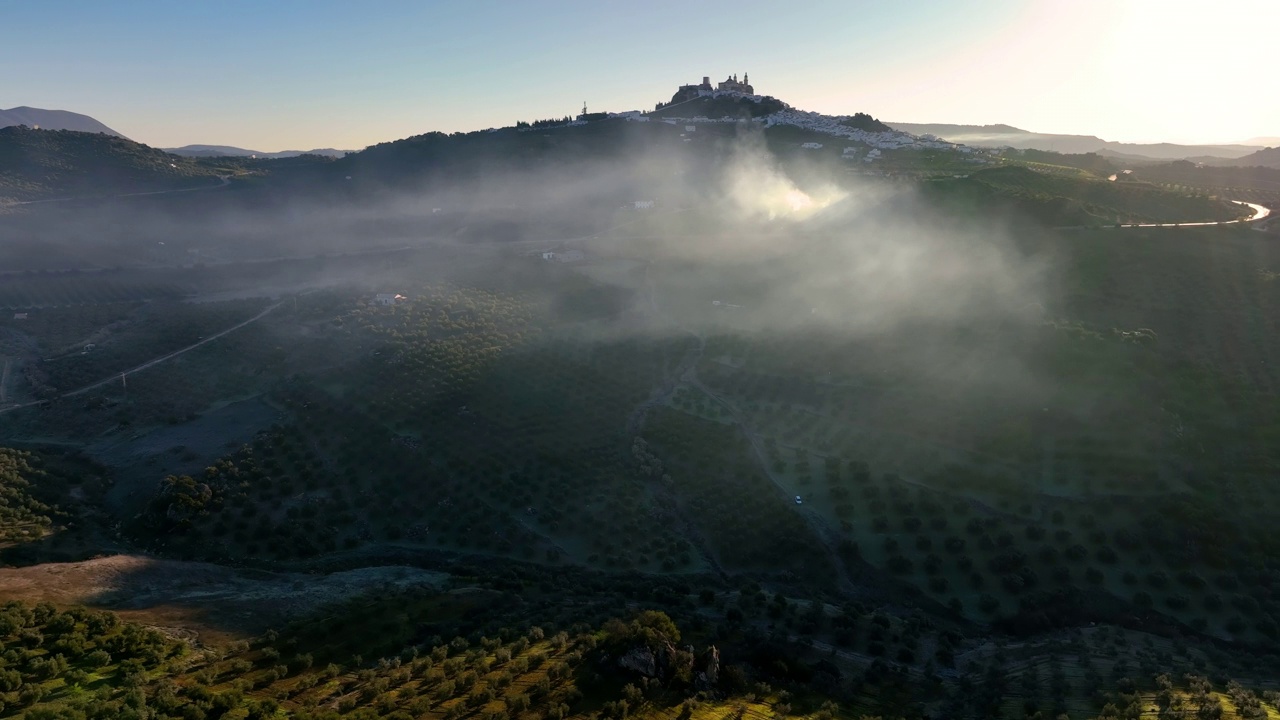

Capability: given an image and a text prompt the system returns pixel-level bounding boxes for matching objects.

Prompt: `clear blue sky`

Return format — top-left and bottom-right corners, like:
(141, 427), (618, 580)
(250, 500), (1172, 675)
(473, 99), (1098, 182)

(2, 0), (1275, 151)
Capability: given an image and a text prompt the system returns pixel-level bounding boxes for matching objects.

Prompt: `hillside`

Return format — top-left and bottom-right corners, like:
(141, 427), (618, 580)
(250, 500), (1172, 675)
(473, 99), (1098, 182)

(0, 106), (124, 137)
(2, 82), (1280, 719)
(925, 164), (1248, 226)
(0, 126), (223, 202)
(1131, 160), (1280, 194)
(1215, 145), (1280, 169)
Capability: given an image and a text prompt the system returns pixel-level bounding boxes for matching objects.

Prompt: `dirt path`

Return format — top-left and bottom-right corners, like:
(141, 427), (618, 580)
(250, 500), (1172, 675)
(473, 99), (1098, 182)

(0, 300), (283, 416)
(627, 273), (854, 592)
(625, 332), (703, 435)
(686, 367), (859, 595)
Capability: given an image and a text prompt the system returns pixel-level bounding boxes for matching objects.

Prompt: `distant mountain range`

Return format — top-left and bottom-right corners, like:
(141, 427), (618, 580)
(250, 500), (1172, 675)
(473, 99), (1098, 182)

(886, 122), (1261, 162)
(2, 108), (351, 158)
(164, 145), (351, 159)
(0, 106), (124, 137)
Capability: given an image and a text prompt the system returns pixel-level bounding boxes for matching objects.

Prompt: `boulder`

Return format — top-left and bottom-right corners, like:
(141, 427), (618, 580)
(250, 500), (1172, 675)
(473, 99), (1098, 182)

(618, 646), (657, 677)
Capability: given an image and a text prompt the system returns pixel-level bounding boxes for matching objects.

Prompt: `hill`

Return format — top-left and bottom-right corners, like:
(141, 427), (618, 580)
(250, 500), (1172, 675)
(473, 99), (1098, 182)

(165, 144), (352, 158)
(0, 105), (124, 137)
(924, 164), (1246, 226)
(1213, 145), (1280, 169)
(0, 125), (224, 202)
(3, 84), (1280, 718)
(888, 121), (1258, 160)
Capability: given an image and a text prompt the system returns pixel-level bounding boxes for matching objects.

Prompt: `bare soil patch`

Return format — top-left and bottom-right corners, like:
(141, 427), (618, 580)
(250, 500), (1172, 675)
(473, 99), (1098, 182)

(0, 554), (447, 641)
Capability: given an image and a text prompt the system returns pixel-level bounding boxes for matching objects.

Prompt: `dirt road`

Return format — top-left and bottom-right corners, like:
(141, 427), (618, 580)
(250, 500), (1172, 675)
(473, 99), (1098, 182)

(0, 299), (283, 416)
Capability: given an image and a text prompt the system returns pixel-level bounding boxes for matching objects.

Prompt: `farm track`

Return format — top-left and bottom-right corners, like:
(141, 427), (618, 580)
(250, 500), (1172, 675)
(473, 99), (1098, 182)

(631, 261), (858, 593)
(690, 369), (860, 595)
(0, 299), (284, 416)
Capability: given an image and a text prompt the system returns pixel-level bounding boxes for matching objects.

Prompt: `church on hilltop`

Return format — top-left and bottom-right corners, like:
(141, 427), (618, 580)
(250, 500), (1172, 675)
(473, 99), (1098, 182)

(716, 73), (753, 94)
(660, 72), (777, 112)
(676, 72), (755, 98)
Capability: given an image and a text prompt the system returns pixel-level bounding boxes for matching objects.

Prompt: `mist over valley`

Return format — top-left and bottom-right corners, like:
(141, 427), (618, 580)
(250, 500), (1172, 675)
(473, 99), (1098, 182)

(1, 60), (1279, 720)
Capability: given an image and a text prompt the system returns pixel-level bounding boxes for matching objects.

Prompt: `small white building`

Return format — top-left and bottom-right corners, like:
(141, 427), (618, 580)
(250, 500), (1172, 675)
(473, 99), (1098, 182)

(685, 125), (697, 132)
(541, 250), (584, 263)
(374, 293), (406, 306)
(634, 200), (655, 210)
(801, 142), (824, 150)
(12, 312), (28, 320)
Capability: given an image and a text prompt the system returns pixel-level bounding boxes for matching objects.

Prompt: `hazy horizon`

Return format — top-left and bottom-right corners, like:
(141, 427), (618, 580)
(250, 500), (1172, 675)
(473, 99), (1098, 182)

(3, 0), (1276, 152)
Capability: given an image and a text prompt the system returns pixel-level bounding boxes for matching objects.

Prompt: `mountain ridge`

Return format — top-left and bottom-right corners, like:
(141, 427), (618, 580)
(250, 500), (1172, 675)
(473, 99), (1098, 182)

(887, 121), (1259, 161)
(164, 144), (351, 158)
(0, 106), (124, 137)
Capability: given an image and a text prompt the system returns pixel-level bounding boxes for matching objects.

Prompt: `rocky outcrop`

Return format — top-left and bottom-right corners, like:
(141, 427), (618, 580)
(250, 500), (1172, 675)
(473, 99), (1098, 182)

(618, 641), (695, 683)
(694, 645), (720, 691)
(618, 646), (657, 677)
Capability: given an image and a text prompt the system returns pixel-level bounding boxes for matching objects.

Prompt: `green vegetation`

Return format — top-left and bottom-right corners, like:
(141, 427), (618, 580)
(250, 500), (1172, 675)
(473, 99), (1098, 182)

(0, 126), (223, 202)
(0, 449), (54, 545)
(1, 102), (1278, 719)
(925, 165), (1246, 226)
(838, 114), (892, 133)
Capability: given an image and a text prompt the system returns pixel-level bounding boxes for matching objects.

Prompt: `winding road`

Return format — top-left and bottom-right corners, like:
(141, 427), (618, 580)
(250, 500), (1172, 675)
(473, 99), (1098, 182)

(1117, 200), (1270, 228)
(1056, 200), (1271, 230)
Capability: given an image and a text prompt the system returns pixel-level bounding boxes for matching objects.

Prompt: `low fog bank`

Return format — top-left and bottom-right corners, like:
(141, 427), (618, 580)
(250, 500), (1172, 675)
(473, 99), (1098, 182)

(1, 124), (1093, 479)
(0, 125), (1052, 343)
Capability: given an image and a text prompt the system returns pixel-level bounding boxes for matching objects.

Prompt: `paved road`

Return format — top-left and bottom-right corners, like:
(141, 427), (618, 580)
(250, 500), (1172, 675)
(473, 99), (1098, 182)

(0, 299), (282, 416)
(1117, 200), (1269, 228)
(1056, 200), (1271, 230)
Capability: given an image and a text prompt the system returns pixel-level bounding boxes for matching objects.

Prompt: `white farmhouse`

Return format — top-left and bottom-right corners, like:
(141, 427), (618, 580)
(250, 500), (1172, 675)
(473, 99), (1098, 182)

(634, 200), (655, 210)
(801, 142), (823, 150)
